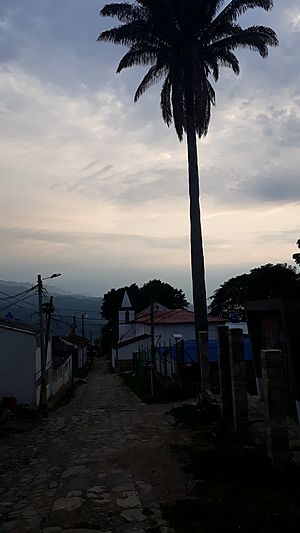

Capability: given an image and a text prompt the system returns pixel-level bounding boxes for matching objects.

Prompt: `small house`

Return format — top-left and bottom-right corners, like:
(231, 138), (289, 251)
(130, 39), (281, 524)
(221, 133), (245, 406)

(0, 319), (52, 407)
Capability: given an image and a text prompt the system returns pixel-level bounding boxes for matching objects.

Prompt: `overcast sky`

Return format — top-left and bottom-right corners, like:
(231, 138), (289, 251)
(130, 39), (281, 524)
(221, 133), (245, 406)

(0, 0), (299, 301)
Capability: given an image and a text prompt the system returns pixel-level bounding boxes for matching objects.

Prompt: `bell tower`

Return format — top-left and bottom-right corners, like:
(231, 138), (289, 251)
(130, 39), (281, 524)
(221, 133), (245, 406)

(118, 290), (135, 341)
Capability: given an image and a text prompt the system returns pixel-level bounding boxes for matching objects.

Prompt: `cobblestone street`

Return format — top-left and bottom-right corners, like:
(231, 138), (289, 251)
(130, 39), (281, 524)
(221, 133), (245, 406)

(0, 361), (188, 533)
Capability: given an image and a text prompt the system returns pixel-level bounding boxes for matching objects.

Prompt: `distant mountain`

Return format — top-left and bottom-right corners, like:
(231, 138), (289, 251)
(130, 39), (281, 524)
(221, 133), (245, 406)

(0, 280), (106, 338)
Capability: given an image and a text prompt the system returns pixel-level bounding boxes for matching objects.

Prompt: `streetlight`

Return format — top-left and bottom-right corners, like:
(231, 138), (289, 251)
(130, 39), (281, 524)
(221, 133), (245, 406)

(37, 272), (62, 418)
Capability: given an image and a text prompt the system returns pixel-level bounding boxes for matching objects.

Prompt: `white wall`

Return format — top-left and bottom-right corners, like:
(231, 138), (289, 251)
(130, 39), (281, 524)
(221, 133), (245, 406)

(0, 329), (36, 406)
(153, 323), (195, 344)
(112, 337), (151, 369)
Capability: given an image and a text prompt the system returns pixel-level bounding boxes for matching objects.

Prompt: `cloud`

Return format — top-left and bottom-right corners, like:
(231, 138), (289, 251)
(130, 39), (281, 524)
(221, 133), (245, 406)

(0, 226), (188, 250)
(0, 0), (299, 299)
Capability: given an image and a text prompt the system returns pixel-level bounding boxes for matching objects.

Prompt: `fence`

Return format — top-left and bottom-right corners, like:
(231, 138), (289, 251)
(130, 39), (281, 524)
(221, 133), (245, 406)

(51, 355), (72, 397)
(133, 339), (197, 381)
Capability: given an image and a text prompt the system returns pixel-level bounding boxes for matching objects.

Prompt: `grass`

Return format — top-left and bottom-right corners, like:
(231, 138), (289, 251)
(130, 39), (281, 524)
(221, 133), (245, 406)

(163, 404), (300, 533)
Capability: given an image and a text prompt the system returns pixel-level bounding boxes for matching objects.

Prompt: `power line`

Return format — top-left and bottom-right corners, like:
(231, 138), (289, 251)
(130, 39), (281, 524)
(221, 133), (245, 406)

(0, 292), (38, 314)
(52, 314), (106, 322)
(0, 286), (37, 302)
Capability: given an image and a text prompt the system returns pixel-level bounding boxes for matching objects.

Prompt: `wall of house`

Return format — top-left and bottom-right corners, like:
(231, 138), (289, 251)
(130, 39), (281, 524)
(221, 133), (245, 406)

(130, 322), (222, 344)
(0, 330), (36, 405)
(112, 337), (152, 370)
(152, 323), (195, 344)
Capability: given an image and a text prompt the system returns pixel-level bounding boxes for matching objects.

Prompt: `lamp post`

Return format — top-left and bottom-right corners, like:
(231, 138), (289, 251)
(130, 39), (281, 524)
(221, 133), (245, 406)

(38, 273), (61, 417)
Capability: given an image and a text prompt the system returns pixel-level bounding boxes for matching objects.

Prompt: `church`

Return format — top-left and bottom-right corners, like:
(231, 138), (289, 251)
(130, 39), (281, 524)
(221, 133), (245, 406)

(111, 290), (226, 371)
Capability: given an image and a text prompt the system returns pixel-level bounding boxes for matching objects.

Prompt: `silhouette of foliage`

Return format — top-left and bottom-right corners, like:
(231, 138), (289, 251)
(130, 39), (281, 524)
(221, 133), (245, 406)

(210, 263), (300, 320)
(293, 239), (300, 266)
(101, 279), (188, 322)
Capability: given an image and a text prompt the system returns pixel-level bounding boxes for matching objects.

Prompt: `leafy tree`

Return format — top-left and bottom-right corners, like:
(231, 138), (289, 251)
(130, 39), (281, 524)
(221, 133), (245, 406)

(98, 1), (278, 359)
(210, 263), (300, 320)
(293, 239), (300, 266)
(101, 283), (140, 323)
(100, 279), (188, 354)
(101, 279), (188, 322)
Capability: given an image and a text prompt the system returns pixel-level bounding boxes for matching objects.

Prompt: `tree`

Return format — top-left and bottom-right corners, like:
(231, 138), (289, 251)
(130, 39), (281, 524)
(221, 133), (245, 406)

(98, 1), (278, 362)
(210, 263), (300, 320)
(101, 279), (188, 321)
(100, 279), (188, 354)
(293, 239), (300, 266)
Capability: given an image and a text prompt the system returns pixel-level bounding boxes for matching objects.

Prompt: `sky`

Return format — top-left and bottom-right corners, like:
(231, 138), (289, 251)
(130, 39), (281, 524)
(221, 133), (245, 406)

(0, 0), (299, 301)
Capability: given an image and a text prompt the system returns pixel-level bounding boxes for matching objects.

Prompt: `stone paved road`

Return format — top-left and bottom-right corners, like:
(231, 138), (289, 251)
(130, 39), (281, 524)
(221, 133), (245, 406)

(0, 361), (188, 532)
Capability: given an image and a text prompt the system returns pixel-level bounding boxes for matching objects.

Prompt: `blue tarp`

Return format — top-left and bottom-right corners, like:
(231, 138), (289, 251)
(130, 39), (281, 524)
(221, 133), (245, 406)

(157, 338), (253, 363)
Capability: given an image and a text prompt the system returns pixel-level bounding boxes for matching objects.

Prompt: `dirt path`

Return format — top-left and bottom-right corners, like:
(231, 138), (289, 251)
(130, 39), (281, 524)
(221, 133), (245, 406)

(0, 361), (189, 532)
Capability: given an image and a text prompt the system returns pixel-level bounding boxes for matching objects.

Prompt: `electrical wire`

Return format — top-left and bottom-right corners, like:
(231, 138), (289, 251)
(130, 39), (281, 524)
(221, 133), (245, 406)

(0, 291), (38, 314)
(0, 286), (37, 302)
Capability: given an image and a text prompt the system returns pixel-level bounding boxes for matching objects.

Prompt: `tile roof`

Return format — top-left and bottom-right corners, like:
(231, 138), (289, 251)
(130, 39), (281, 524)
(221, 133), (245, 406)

(135, 308), (226, 325)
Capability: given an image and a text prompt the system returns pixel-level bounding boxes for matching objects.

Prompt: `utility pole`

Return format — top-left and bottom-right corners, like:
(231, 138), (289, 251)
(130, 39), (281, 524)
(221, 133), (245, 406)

(37, 274), (48, 418)
(81, 313), (88, 366)
(150, 300), (155, 363)
(150, 300), (155, 398)
(37, 272), (61, 416)
(44, 296), (54, 363)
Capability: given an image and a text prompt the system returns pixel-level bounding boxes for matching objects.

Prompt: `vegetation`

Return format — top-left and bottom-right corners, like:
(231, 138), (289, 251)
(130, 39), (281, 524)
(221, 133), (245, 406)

(101, 279), (188, 322)
(293, 239), (300, 266)
(210, 263), (300, 320)
(164, 404), (300, 533)
(98, 0), (278, 361)
(120, 371), (194, 403)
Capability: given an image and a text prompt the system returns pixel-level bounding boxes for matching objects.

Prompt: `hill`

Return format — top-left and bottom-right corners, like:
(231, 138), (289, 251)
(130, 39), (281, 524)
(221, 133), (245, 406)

(0, 280), (105, 338)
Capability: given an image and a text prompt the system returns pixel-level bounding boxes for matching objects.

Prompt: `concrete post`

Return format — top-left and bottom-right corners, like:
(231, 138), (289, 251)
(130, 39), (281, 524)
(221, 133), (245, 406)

(261, 349), (289, 469)
(217, 326), (233, 429)
(229, 328), (248, 434)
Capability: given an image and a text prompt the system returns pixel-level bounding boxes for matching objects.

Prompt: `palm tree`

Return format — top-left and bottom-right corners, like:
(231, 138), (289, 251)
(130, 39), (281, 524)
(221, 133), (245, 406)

(98, 0), (278, 384)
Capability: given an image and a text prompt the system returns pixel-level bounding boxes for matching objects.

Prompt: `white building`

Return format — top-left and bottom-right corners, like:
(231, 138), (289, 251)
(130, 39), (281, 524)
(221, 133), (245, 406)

(0, 319), (52, 407)
(111, 291), (225, 371)
(0, 319), (73, 408)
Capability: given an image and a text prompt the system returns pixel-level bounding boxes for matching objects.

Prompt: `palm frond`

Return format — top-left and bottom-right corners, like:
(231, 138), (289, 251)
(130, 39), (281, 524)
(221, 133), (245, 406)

(210, 50), (240, 75)
(160, 76), (173, 126)
(213, 0), (274, 26)
(117, 46), (158, 72)
(206, 0), (226, 19)
(100, 3), (146, 23)
(98, 20), (149, 46)
(206, 58), (220, 81)
(209, 25), (278, 58)
(171, 81), (185, 141)
(134, 64), (166, 102)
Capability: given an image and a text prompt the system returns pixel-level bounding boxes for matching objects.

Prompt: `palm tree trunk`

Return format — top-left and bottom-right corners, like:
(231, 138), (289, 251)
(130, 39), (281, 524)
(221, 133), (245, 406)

(185, 79), (209, 392)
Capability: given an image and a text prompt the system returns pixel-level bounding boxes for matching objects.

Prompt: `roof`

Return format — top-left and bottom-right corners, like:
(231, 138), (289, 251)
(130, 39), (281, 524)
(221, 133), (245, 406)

(0, 318), (40, 335)
(135, 307), (226, 325)
(63, 333), (89, 347)
(115, 333), (151, 349)
(135, 302), (168, 319)
(121, 290), (132, 309)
